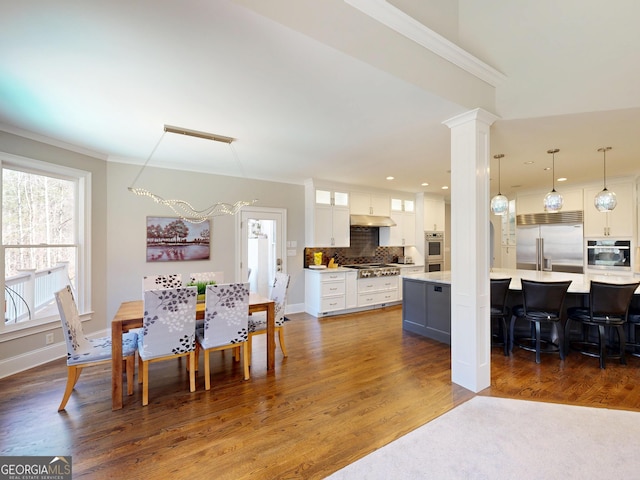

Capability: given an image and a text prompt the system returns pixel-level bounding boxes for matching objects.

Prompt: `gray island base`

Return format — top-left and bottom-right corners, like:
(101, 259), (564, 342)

(402, 276), (451, 344)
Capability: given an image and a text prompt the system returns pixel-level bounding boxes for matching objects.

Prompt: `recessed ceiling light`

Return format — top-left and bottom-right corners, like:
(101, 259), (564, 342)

(421, 182), (429, 186)
(557, 177), (567, 182)
(386, 176), (394, 180)
(543, 167), (551, 171)
(441, 186), (449, 190)
(524, 161), (534, 165)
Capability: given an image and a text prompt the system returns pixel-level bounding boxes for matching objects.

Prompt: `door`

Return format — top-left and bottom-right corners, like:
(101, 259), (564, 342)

(238, 207), (286, 297)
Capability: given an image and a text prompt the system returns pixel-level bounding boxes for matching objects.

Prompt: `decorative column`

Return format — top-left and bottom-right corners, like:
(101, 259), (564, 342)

(443, 108), (498, 392)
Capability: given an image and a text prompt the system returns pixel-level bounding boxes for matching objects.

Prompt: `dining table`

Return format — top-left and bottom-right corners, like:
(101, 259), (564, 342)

(111, 292), (275, 410)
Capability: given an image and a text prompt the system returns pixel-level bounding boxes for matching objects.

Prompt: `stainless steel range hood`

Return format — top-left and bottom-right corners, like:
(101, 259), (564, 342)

(350, 214), (396, 227)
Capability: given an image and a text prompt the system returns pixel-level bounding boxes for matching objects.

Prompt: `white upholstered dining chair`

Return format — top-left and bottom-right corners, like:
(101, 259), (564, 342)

(142, 273), (182, 292)
(196, 283), (250, 390)
(55, 285), (138, 411)
(247, 272), (290, 366)
(188, 271), (224, 285)
(138, 286), (197, 406)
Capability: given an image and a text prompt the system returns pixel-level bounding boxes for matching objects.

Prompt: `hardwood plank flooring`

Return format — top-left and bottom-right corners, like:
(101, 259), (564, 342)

(1, 305), (640, 479)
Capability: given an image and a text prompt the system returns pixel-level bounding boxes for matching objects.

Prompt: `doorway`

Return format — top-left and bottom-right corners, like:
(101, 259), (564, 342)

(238, 207), (286, 297)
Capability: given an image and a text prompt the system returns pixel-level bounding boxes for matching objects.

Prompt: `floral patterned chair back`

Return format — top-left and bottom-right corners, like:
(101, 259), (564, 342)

(270, 272), (290, 327)
(140, 286), (197, 360)
(142, 274), (182, 292)
(201, 283), (250, 349)
(55, 285), (92, 358)
(189, 271), (224, 285)
(55, 285), (138, 411)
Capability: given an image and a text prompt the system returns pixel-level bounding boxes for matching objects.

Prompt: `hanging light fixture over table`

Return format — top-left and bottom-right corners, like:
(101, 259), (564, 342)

(594, 146), (616, 212)
(128, 125), (257, 223)
(490, 154), (509, 215)
(543, 148), (563, 213)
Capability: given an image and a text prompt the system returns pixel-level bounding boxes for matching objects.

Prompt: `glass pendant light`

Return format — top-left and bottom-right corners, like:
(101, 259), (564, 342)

(594, 146), (617, 212)
(543, 148), (563, 213)
(490, 154), (509, 215)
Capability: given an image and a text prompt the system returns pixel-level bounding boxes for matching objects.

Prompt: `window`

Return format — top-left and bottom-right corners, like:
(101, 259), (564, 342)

(1, 153), (91, 333)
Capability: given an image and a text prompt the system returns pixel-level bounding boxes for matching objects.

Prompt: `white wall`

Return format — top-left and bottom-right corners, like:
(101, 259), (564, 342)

(106, 162), (305, 322)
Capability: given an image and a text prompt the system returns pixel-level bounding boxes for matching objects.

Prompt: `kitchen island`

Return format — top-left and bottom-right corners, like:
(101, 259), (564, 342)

(402, 268), (640, 344)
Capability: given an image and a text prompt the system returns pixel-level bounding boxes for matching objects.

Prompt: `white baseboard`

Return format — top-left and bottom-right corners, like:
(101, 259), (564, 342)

(285, 303), (304, 315)
(0, 328), (110, 379)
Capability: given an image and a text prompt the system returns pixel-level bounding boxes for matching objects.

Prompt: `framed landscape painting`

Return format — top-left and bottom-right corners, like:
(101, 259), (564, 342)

(146, 216), (210, 262)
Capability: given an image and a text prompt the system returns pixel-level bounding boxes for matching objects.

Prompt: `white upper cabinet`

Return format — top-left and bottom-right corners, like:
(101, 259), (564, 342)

(583, 182), (634, 237)
(424, 196), (445, 232)
(306, 186), (350, 247)
(351, 192), (390, 216)
(381, 198), (416, 246)
(516, 189), (583, 215)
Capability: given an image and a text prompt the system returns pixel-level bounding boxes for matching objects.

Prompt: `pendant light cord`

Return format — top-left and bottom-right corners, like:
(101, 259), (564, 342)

(547, 148), (559, 192)
(599, 146), (611, 190)
(494, 153), (504, 194)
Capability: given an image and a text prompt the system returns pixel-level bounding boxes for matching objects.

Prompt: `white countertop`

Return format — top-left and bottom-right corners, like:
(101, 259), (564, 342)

(306, 264), (424, 273)
(403, 268), (640, 294)
(305, 266), (353, 273)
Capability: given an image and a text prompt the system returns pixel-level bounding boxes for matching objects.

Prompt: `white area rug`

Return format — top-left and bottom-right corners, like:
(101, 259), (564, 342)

(327, 396), (640, 479)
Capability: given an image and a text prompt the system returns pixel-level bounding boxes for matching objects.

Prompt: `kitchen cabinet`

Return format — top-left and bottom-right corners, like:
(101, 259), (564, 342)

(380, 198), (416, 246)
(500, 245), (516, 269)
(424, 196), (445, 232)
(308, 188), (350, 247)
(357, 276), (398, 307)
(398, 265), (424, 299)
(583, 182), (634, 237)
(516, 189), (583, 215)
(500, 199), (516, 246)
(345, 270), (357, 309)
(305, 269), (396, 316)
(402, 277), (451, 344)
(305, 269), (348, 316)
(351, 192), (390, 216)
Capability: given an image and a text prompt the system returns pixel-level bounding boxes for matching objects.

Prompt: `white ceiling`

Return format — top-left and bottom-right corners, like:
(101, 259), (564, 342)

(1, 0), (639, 201)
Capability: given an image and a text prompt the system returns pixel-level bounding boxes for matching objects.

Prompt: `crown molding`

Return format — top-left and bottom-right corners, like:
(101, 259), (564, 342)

(0, 123), (108, 160)
(344, 0), (506, 87)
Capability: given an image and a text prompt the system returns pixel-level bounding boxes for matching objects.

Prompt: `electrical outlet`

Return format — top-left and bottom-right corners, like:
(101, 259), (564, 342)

(45, 333), (54, 345)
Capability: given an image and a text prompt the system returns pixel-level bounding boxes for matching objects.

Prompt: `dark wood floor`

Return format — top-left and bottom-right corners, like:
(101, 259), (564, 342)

(2, 305), (640, 479)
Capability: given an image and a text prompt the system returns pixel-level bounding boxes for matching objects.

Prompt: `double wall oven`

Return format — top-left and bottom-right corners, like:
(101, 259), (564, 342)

(424, 231), (444, 272)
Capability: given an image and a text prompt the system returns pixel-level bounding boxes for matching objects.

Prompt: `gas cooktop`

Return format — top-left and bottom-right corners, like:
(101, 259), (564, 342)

(343, 264), (400, 278)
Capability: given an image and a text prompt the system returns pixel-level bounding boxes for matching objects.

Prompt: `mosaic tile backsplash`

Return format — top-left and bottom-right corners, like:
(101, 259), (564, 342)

(304, 227), (405, 267)
(304, 246), (405, 267)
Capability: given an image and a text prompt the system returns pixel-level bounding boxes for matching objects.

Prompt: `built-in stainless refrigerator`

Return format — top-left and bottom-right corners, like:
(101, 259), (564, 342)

(516, 211), (584, 273)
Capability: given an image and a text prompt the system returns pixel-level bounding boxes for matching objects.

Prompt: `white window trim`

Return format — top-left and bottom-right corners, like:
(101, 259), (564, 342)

(0, 152), (92, 337)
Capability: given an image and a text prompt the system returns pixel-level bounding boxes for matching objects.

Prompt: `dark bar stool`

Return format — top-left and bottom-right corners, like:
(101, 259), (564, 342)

(490, 278), (512, 356)
(627, 306), (640, 357)
(509, 279), (572, 363)
(565, 281), (639, 369)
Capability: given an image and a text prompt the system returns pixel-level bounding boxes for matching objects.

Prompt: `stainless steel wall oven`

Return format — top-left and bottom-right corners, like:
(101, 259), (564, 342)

(425, 231), (444, 272)
(586, 239), (631, 271)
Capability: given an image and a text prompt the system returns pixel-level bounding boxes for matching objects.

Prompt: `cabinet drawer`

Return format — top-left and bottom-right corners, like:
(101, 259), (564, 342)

(358, 290), (398, 307)
(321, 296), (345, 311)
(401, 266), (424, 275)
(357, 277), (398, 293)
(321, 272), (345, 282)
(321, 281), (345, 297)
